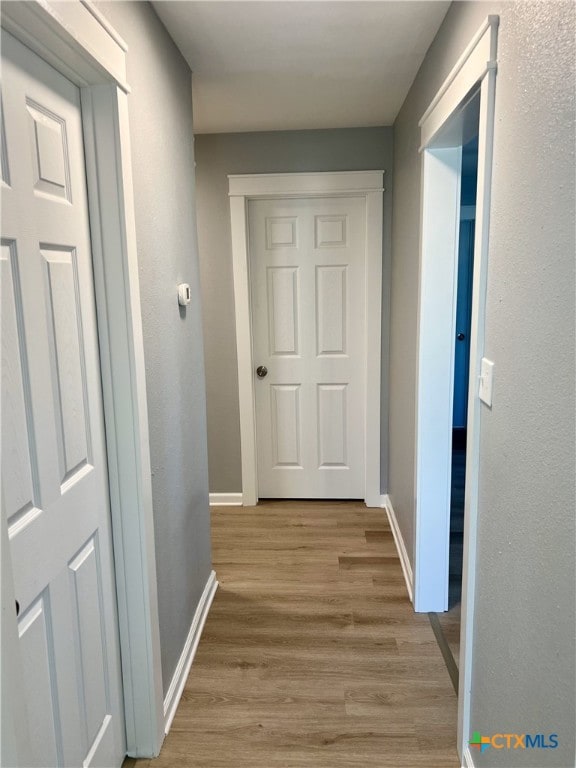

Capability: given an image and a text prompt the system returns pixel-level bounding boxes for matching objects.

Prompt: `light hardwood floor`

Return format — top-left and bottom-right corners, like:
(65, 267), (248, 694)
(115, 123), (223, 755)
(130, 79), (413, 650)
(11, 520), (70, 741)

(435, 603), (461, 670)
(124, 501), (459, 767)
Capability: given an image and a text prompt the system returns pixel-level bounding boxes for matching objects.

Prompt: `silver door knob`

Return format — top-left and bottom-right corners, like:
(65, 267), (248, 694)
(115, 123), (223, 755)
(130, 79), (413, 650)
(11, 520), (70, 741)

(256, 365), (268, 378)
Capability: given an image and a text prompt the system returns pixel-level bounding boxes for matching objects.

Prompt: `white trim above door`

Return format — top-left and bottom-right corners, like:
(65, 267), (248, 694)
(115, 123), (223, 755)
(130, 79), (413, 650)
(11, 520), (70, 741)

(228, 171), (384, 507)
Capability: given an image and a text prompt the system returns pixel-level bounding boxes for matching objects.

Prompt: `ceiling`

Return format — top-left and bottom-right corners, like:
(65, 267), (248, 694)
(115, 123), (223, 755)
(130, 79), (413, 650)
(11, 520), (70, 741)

(152, 1), (451, 134)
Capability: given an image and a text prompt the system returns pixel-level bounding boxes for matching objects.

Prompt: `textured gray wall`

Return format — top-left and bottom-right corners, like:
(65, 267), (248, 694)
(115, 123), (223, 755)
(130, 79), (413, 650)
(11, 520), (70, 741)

(390, 2), (575, 764)
(195, 128), (394, 493)
(97, 2), (212, 697)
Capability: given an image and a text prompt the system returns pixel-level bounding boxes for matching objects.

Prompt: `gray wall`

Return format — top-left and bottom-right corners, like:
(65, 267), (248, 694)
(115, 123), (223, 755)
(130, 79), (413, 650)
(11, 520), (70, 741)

(195, 128), (394, 493)
(390, 2), (575, 764)
(97, 2), (212, 697)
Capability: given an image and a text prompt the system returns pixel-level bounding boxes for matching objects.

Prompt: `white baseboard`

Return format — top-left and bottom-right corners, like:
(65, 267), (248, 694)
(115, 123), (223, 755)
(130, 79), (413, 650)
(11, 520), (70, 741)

(461, 745), (475, 767)
(163, 570), (218, 734)
(380, 494), (414, 603)
(209, 492), (243, 506)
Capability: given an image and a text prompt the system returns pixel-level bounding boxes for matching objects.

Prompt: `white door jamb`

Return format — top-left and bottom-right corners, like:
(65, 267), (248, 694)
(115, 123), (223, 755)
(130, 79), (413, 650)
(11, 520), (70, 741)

(414, 144), (462, 613)
(414, 15), (499, 764)
(228, 171), (384, 507)
(0, 1), (164, 759)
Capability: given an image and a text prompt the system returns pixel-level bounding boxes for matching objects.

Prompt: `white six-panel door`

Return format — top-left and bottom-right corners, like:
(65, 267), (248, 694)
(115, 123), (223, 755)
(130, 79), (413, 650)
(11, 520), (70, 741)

(1, 32), (125, 767)
(249, 196), (366, 498)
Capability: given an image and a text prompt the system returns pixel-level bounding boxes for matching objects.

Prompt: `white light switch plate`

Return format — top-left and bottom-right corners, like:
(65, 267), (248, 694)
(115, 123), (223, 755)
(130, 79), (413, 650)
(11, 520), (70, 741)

(479, 358), (494, 407)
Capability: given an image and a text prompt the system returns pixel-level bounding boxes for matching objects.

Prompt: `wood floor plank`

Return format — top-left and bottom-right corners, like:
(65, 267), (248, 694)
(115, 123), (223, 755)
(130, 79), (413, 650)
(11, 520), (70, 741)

(365, 529), (395, 543)
(433, 602), (461, 667)
(132, 501), (459, 767)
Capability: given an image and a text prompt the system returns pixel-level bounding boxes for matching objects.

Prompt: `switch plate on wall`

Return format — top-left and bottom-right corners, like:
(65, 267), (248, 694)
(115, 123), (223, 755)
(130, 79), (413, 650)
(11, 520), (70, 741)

(178, 283), (191, 306)
(479, 358), (494, 407)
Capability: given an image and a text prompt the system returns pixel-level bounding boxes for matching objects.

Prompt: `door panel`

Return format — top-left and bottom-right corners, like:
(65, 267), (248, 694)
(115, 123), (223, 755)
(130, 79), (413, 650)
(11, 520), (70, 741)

(317, 384), (348, 468)
(68, 536), (109, 748)
(316, 265), (347, 356)
(250, 196), (365, 498)
(270, 384), (302, 468)
(42, 246), (91, 485)
(18, 594), (61, 767)
(1, 240), (40, 531)
(1, 31), (125, 768)
(267, 266), (299, 355)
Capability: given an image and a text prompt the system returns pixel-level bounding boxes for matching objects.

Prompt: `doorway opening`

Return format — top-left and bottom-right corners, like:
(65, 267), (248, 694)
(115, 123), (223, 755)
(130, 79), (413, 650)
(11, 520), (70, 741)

(228, 171), (384, 507)
(431, 134), (479, 688)
(450, 135), (478, 609)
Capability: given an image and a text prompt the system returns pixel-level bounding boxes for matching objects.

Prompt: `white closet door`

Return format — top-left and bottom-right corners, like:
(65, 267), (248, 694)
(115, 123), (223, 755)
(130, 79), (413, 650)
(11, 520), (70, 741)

(1, 31), (125, 768)
(249, 196), (366, 499)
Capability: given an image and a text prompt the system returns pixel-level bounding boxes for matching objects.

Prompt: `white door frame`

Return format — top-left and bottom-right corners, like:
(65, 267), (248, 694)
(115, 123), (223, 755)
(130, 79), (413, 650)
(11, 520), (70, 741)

(1, 2), (164, 760)
(228, 171), (384, 507)
(412, 15), (499, 765)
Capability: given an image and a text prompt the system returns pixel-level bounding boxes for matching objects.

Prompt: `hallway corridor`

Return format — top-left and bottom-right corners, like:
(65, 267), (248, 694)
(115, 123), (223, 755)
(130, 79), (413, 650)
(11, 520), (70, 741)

(127, 501), (459, 767)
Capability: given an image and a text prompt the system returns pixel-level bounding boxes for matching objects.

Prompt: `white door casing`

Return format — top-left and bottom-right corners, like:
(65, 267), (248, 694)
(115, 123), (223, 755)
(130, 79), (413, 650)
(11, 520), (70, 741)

(1, 31), (125, 767)
(250, 196), (365, 498)
(229, 171), (384, 507)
